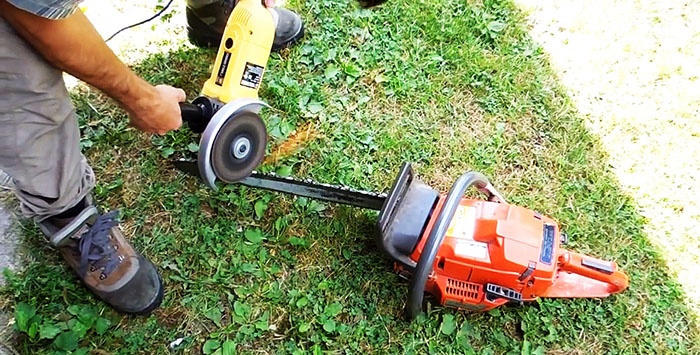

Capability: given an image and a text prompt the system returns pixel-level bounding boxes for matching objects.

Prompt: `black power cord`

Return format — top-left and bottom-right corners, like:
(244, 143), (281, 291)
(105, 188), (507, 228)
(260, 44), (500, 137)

(104, 0), (175, 42)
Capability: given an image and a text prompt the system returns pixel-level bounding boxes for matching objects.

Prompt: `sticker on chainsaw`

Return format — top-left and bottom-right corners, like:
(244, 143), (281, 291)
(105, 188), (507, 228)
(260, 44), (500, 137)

(215, 51), (232, 86)
(540, 224), (556, 265)
(455, 240), (489, 260)
(240, 62), (264, 89)
(449, 206), (489, 260)
(447, 205), (476, 240)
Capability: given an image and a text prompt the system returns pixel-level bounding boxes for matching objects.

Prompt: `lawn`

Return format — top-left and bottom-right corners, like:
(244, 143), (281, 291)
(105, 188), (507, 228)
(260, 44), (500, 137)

(2, 0), (699, 354)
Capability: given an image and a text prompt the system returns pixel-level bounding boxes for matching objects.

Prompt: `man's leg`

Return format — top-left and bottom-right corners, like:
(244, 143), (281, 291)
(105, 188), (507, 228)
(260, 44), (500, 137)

(0, 17), (163, 315)
(185, 0), (304, 51)
(0, 23), (92, 220)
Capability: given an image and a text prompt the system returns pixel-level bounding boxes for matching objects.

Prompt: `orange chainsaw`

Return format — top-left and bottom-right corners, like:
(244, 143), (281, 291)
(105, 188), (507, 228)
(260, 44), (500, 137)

(174, 160), (629, 319)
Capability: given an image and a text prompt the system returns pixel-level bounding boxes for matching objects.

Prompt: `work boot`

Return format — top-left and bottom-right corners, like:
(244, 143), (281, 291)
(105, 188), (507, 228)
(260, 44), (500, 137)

(38, 198), (163, 315)
(185, 0), (304, 51)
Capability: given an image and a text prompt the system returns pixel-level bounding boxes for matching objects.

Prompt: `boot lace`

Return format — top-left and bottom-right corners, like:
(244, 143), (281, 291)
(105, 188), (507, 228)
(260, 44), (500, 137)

(78, 210), (121, 278)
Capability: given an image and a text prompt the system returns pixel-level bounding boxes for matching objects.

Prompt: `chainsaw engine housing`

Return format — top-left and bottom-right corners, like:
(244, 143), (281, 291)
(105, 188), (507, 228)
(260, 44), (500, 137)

(410, 200), (564, 311)
(377, 164), (628, 318)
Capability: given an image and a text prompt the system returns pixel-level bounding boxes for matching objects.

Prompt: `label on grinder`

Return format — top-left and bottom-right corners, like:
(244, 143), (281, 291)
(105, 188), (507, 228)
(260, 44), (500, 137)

(215, 51), (232, 86)
(240, 62), (264, 89)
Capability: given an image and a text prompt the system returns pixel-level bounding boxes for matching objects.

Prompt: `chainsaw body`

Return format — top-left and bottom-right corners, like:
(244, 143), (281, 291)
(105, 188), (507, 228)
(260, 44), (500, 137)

(376, 164), (629, 318)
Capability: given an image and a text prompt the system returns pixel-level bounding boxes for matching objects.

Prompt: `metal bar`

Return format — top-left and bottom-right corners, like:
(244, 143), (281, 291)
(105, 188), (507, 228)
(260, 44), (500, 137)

(239, 172), (387, 210)
(173, 159), (388, 210)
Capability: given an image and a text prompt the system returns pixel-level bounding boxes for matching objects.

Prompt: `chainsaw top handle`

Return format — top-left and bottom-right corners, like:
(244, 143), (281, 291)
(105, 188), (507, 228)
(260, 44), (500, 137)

(405, 171), (492, 320)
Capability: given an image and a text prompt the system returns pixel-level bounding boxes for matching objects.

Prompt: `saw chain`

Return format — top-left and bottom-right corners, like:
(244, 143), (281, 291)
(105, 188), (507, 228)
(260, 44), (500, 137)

(173, 159), (387, 210)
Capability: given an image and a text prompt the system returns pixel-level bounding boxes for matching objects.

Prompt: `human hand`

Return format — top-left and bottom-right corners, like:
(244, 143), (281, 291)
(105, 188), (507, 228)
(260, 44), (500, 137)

(263, 0), (277, 7)
(126, 84), (186, 135)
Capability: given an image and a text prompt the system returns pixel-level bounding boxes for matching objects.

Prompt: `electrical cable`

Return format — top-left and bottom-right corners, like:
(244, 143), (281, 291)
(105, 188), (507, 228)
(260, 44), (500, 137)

(104, 0), (175, 42)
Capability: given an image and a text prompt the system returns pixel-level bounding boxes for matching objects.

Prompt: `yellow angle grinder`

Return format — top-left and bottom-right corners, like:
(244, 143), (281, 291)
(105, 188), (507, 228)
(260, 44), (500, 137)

(179, 0), (388, 190)
(179, 0), (275, 189)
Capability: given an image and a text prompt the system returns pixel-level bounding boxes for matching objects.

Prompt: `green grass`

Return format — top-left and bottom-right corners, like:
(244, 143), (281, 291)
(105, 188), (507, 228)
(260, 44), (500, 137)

(2, 0), (699, 354)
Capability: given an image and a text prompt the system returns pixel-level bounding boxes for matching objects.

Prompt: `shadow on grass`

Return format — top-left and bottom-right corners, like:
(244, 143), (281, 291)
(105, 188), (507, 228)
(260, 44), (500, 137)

(1, 0), (699, 354)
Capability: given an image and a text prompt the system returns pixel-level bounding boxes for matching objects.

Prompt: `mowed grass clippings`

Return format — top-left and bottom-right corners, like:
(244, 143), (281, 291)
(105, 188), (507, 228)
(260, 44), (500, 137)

(1, 0), (698, 354)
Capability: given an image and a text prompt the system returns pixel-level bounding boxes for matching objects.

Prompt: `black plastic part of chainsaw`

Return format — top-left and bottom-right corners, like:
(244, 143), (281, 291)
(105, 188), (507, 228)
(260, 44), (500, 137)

(581, 258), (615, 275)
(485, 283), (523, 303)
(376, 163), (439, 270)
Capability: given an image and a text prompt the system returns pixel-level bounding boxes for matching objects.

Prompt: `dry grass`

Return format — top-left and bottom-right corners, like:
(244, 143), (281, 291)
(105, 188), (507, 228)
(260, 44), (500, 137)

(263, 122), (321, 165)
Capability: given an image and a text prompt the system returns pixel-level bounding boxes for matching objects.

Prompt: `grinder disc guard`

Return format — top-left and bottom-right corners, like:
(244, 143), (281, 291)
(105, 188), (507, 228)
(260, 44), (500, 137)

(210, 112), (267, 183)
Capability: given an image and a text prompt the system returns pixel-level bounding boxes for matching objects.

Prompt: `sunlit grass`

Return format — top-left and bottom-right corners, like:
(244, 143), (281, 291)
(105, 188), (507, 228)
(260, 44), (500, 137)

(516, 0), (700, 322)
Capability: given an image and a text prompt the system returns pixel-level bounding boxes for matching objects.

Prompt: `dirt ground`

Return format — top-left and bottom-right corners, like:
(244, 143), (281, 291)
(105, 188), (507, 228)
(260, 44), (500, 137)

(515, 0), (700, 315)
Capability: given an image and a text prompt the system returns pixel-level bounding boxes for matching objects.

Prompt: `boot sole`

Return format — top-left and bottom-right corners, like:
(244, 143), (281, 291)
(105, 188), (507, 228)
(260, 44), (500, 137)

(72, 260), (165, 316)
(132, 273), (164, 316)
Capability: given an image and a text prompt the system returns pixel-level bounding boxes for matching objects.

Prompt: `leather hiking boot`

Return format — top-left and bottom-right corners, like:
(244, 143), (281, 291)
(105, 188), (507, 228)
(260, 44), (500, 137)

(39, 203), (163, 315)
(185, 0), (304, 51)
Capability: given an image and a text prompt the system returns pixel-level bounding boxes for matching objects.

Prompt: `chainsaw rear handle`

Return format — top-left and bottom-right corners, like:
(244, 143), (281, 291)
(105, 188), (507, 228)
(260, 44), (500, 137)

(405, 171), (492, 320)
(558, 250), (629, 293)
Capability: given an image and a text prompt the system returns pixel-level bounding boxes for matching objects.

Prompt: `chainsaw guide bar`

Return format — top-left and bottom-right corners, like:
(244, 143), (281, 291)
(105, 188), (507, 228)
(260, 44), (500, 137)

(173, 159), (387, 210)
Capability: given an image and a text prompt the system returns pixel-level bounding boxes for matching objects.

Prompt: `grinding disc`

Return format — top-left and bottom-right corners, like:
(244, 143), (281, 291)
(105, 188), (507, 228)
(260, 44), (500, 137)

(210, 111), (267, 182)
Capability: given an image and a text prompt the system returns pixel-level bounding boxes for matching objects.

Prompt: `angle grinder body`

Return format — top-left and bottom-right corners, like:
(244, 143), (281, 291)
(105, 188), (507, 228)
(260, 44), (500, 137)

(376, 164), (629, 319)
(180, 0), (276, 188)
(200, 0), (274, 103)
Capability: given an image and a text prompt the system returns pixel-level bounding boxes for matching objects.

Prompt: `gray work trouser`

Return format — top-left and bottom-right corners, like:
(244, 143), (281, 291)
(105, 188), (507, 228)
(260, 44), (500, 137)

(0, 17), (95, 222)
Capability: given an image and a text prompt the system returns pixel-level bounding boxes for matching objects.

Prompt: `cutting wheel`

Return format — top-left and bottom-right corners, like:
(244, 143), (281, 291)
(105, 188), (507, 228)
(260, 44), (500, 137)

(210, 111), (267, 182)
